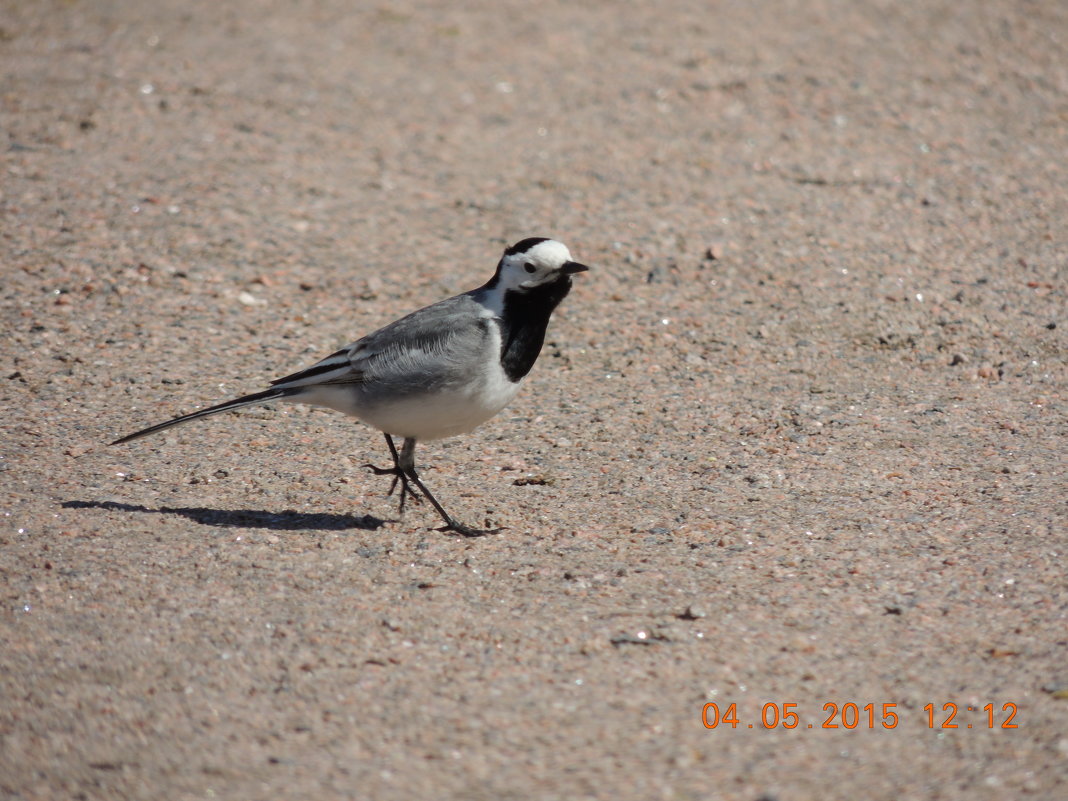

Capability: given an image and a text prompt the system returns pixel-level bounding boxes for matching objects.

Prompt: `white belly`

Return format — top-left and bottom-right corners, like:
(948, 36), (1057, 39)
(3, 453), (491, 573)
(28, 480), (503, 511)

(363, 379), (521, 440)
(297, 368), (523, 441)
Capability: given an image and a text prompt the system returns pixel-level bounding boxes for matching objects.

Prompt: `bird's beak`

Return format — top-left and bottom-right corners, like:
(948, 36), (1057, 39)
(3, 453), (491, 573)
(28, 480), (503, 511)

(561, 261), (590, 275)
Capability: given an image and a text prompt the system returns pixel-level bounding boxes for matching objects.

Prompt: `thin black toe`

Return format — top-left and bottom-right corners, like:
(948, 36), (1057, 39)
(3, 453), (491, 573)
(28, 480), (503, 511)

(363, 463), (421, 509)
(435, 521), (505, 538)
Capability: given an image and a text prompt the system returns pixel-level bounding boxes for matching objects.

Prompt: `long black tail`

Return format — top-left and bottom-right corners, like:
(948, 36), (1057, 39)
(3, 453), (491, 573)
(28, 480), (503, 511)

(110, 387), (297, 445)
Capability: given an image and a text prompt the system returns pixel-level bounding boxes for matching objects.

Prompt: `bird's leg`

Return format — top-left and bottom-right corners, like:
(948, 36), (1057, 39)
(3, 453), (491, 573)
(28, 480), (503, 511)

(395, 438), (502, 538)
(364, 433), (421, 512)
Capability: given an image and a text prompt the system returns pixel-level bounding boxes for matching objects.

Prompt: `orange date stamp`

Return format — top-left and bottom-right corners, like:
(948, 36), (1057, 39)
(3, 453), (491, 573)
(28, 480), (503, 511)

(701, 701), (1019, 730)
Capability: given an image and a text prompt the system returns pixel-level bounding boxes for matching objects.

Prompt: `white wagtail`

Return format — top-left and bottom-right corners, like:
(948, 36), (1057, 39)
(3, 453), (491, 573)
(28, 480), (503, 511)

(111, 237), (589, 536)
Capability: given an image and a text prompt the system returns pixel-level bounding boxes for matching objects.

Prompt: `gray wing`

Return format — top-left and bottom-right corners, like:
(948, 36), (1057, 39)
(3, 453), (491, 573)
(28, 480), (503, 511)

(270, 293), (493, 391)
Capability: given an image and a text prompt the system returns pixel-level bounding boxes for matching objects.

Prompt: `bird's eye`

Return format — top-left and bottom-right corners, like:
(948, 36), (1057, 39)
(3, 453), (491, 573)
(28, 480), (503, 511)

(523, 262), (537, 274)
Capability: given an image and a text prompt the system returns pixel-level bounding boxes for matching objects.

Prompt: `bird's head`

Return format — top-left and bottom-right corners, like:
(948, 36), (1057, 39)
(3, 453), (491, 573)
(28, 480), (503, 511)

(493, 237), (589, 293)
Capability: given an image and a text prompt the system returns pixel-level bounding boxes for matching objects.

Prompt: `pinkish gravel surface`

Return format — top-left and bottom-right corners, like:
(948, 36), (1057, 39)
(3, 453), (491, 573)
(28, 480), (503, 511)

(1, 1), (1066, 799)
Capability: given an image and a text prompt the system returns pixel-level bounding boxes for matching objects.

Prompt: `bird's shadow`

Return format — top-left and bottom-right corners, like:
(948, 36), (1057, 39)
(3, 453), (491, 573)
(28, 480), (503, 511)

(62, 500), (386, 531)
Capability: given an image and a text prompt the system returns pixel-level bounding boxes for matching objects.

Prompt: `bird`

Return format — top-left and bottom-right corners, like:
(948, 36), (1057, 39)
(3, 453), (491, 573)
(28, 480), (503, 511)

(110, 237), (589, 536)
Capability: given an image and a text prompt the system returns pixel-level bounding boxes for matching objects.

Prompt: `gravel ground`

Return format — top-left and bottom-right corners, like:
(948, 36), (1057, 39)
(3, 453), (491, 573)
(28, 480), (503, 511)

(2, 1), (1066, 799)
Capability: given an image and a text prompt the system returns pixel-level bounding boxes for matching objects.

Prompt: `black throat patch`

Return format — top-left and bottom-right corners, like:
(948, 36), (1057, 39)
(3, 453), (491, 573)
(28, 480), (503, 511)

(497, 275), (573, 382)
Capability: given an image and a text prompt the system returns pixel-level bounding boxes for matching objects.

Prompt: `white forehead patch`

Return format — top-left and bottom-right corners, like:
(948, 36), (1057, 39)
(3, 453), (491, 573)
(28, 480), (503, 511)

(523, 239), (572, 266)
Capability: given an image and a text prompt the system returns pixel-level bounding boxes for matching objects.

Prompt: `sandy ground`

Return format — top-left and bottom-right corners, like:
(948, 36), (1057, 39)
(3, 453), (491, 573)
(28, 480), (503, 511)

(2, 0), (1066, 798)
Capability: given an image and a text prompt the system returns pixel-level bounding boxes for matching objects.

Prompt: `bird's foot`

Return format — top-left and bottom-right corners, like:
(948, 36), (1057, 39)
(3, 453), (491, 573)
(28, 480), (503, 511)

(363, 463), (422, 512)
(435, 520), (505, 538)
